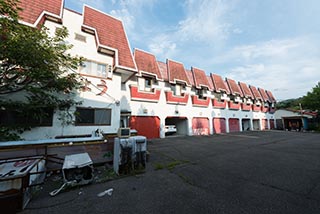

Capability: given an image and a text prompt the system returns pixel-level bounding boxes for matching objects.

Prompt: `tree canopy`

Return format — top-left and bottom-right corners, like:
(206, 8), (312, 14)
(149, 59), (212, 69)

(0, 0), (83, 141)
(301, 82), (320, 112)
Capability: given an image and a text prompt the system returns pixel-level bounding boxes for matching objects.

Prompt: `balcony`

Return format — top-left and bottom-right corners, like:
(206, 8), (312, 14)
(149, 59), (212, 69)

(241, 103), (252, 111)
(261, 106), (269, 113)
(130, 85), (161, 102)
(165, 91), (189, 105)
(252, 104), (261, 112)
(269, 107), (276, 113)
(212, 99), (227, 109)
(191, 95), (210, 107)
(228, 101), (241, 110)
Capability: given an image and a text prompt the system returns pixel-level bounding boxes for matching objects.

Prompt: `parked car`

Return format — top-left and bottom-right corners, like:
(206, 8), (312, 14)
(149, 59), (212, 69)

(165, 125), (177, 134)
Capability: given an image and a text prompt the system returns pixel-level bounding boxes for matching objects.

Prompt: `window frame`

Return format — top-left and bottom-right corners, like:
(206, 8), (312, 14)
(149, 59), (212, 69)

(75, 107), (112, 126)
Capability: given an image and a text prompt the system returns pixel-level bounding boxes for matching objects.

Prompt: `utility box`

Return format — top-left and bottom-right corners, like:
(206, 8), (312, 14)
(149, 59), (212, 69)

(62, 153), (93, 186)
(113, 136), (147, 174)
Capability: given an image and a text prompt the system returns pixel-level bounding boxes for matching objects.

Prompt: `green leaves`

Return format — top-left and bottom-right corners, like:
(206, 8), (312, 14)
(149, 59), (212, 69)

(0, 0), (84, 140)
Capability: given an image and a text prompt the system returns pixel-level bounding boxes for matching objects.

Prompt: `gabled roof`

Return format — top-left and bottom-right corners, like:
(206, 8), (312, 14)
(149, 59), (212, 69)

(207, 76), (214, 91)
(167, 59), (191, 86)
(18, 0), (63, 26)
(186, 69), (195, 86)
(134, 49), (162, 80)
(226, 78), (243, 97)
(249, 85), (262, 100)
(210, 73), (230, 94)
(82, 5), (137, 71)
(239, 82), (254, 99)
(258, 88), (270, 102)
(157, 61), (168, 81)
(191, 67), (210, 89)
(266, 90), (276, 103)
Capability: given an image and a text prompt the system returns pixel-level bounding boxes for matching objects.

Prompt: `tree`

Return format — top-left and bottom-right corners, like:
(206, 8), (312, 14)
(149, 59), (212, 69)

(301, 82), (320, 111)
(0, 0), (83, 141)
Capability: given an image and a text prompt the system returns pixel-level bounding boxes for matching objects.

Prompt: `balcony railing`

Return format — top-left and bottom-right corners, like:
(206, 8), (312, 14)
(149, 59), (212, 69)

(228, 101), (241, 110)
(191, 95), (210, 107)
(269, 107), (276, 113)
(212, 99), (227, 109)
(241, 103), (252, 111)
(261, 106), (269, 113)
(130, 85), (161, 102)
(252, 104), (261, 112)
(165, 91), (189, 105)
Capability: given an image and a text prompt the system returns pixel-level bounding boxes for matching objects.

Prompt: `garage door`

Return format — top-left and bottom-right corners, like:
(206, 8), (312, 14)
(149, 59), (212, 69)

(213, 118), (226, 134)
(229, 118), (240, 132)
(192, 117), (209, 135)
(130, 116), (160, 139)
(269, 119), (275, 129)
(262, 119), (268, 130)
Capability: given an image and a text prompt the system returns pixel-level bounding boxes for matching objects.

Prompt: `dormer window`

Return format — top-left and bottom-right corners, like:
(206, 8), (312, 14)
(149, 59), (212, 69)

(196, 88), (207, 99)
(138, 76), (156, 92)
(171, 83), (185, 96)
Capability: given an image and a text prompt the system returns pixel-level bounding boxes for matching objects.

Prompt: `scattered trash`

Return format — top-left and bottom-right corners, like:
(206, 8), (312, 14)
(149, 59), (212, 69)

(97, 188), (113, 197)
(49, 180), (77, 197)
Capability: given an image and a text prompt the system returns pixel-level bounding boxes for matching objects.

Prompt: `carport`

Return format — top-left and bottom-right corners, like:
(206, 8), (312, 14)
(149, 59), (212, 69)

(242, 119), (251, 131)
(165, 117), (188, 136)
(213, 118), (226, 134)
(253, 119), (260, 130)
(262, 119), (268, 130)
(269, 119), (275, 129)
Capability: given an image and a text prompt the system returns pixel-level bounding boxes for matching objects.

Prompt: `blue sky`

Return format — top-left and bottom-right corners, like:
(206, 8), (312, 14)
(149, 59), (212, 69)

(64, 0), (320, 101)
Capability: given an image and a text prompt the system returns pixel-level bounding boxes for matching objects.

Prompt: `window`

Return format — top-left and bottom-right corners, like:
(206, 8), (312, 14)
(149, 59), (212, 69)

(196, 88), (207, 99)
(145, 77), (152, 91)
(80, 61), (112, 78)
(74, 33), (86, 42)
(97, 64), (107, 77)
(0, 108), (53, 127)
(75, 108), (111, 125)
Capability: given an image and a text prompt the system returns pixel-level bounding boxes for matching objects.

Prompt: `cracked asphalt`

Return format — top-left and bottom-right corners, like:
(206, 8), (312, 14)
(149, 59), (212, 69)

(20, 131), (320, 214)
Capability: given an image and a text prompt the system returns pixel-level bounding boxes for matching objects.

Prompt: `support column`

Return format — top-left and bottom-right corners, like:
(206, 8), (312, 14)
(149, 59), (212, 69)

(226, 117), (230, 133)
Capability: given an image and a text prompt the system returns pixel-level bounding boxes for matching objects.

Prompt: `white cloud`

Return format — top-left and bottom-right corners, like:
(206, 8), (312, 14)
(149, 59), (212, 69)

(148, 34), (177, 60)
(177, 0), (235, 43)
(110, 8), (135, 30)
(220, 37), (320, 100)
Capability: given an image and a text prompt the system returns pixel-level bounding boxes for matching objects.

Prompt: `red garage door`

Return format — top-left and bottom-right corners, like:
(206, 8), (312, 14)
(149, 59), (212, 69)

(262, 119), (268, 130)
(213, 118), (226, 134)
(269, 119), (275, 129)
(192, 117), (209, 135)
(229, 118), (240, 132)
(130, 116), (160, 139)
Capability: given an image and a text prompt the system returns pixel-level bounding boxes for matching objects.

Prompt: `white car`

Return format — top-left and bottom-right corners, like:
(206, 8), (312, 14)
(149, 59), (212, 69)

(165, 125), (177, 134)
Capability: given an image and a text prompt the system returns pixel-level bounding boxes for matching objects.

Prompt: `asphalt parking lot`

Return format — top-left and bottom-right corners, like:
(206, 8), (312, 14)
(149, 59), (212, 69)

(21, 131), (320, 214)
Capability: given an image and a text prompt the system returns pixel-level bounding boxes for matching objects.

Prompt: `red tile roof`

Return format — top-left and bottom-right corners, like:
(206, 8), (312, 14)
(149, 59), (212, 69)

(266, 90), (276, 103)
(191, 67), (210, 89)
(82, 6), (137, 71)
(239, 82), (254, 99)
(157, 61), (168, 81)
(207, 76), (214, 91)
(18, 0), (63, 26)
(249, 85), (262, 100)
(134, 49), (162, 80)
(186, 69), (195, 86)
(211, 73), (229, 94)
(167, 59), (191, 86)
(259, 88), (271, 102)
(226, 78), (243, 97)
